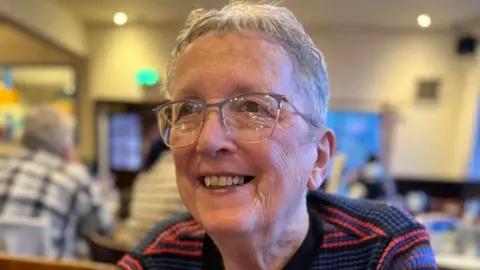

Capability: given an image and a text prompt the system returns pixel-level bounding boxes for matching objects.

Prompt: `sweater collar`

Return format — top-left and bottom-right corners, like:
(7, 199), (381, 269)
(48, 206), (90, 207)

(202, 200), (324, 270)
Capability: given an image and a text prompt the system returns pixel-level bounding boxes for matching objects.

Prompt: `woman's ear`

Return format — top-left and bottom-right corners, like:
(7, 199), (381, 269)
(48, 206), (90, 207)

(307, 129), (335, 191)
(307, 167), (322, 190)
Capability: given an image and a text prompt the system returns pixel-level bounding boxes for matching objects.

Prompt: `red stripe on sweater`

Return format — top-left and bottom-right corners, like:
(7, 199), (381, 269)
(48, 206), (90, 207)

(323, 231), (348, 239)
(323, 216), (368, 237)
(125, 255), (143, 269)
(321, 234), (377, 248)
(321, 205), (387, 236)
(146, 248), (202, 257)
(377, 228), (429, 269)
(394, 236), (430, 256)
(145, 220), (198, 254)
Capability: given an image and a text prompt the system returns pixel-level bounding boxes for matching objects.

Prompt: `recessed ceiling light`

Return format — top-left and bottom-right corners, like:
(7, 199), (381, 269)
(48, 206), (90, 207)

(417, 14), (431, 28)
(113, 12), (128, 26)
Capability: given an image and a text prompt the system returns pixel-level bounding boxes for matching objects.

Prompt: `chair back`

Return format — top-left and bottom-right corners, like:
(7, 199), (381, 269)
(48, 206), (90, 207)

(0, 252), (114, 270)
(86, 231), (128, 264)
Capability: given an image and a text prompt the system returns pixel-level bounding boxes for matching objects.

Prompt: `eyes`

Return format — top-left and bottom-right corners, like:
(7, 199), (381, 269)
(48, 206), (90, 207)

(177, 102), (203, 118)
(174, 96), (276, 121)
(155, 93), (290, 146)
(155, 93), (282, 139)
(231, 100), (269, 114)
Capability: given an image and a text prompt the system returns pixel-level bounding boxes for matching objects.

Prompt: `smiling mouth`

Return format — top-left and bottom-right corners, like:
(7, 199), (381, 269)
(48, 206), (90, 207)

(202, 176), (255, 189)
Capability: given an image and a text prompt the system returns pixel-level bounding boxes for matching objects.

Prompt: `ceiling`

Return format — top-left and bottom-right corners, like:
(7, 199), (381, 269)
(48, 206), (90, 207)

(55, 0), (480, 28)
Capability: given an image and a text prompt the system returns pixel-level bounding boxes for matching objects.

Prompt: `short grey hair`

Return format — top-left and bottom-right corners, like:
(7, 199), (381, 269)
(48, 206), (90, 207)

(165, 1), (330, 126)
(21, 105), (75, 156)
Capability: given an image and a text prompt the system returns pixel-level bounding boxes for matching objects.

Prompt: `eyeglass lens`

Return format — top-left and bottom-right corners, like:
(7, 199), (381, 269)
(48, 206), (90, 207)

(157, 94), (281, 147)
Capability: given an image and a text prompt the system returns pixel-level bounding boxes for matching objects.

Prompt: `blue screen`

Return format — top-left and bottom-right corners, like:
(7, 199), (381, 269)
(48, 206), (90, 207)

(327, 111), (382, 172)
(109, 113), (143, 171)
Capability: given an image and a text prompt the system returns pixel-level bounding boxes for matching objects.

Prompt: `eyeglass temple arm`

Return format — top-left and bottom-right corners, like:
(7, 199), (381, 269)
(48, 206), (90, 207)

(283, 97), (322, 128)
(152, 100), (172, 112)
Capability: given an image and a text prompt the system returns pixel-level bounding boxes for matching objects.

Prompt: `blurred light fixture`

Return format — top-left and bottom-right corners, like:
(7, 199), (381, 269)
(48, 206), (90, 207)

(136, 69), (160, 86)
(113, 12), (128, 25)
(417, 14), (431, 28)
(63, 84), (76, 96)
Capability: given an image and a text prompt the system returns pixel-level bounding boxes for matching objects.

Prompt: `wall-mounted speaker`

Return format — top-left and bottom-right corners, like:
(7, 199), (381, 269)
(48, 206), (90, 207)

(457, 36), (477, 55)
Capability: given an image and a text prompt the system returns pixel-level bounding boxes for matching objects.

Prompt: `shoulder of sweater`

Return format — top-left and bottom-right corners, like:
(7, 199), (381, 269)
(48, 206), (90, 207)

(131, 212), (203, 255)
(308, 191), (422, 237)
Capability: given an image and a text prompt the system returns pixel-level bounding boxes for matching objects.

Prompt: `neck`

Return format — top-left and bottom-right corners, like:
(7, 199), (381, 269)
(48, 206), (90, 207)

(210, 204), (310, 270)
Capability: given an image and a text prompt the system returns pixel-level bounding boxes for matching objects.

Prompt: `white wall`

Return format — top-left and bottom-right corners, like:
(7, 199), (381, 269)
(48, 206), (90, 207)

(87, 25), (178, 101)
(87, 24), (469, 178)
(309, 28), (464, 178)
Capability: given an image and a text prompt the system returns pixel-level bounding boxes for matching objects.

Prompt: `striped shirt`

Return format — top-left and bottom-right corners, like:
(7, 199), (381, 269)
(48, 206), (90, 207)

(117, 152), (187, 248)
(117, 191), (437, 270)
(0, 149), (112, 259)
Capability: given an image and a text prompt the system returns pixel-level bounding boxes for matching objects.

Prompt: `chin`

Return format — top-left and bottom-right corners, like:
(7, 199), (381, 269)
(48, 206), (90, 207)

(179, 175), (263, 234)
(198, 209), (257, 235)
(191, 200), (260, 235)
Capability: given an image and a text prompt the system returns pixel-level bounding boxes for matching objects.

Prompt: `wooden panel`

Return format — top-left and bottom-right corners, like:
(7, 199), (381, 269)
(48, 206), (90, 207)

(0, 253), (114, 270)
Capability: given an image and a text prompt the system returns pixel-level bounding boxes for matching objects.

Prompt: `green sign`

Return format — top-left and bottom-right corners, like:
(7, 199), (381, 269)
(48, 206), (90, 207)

(136, 69), (159, 86)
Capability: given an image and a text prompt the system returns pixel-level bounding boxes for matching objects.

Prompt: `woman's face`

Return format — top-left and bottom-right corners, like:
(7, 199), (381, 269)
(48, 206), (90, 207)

(171, 32), (334, 234)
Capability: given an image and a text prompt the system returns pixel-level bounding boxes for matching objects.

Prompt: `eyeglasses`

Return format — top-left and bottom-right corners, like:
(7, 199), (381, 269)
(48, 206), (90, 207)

(153, 92), (314, 148)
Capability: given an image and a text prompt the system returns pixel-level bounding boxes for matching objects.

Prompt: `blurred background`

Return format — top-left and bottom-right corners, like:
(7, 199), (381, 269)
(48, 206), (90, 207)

(0, 0), (480, 269)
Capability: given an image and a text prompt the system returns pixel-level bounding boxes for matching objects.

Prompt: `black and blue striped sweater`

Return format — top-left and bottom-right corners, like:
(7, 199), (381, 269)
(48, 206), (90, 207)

(117, 191), (437, 270)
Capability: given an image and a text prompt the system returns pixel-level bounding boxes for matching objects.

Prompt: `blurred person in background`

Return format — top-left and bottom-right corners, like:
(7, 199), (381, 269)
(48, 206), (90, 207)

(0, 106), (113, 259)
(89, 163), (120, 223)
(118, 2), (435, 269)
(115, 138), (186, 248)
(357, 154), (396, 201)
(346, 154), (397, 202)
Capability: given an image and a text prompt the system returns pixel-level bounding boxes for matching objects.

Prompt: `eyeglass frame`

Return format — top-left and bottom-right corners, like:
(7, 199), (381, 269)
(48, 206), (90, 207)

(153, 92), (319, 148)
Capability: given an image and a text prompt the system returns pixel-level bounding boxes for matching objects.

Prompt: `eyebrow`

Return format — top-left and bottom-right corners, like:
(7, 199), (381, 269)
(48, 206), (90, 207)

(173, 84), (265, 101)
(232, 84), (259, 94)
(171, 87), (200, 101)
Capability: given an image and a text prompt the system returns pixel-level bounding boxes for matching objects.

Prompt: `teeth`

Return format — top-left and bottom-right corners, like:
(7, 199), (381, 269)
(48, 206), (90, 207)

(210, 176), (218, 185)
(204, 176), (246, 188)
(218, 176), (226, 186)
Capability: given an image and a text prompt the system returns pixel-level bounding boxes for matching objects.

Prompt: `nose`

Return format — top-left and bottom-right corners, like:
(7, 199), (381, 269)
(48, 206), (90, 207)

(196, 111), (238, 156)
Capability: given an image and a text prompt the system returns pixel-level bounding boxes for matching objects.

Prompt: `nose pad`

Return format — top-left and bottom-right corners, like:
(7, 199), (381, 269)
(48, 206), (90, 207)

(221, 117), (233, 135)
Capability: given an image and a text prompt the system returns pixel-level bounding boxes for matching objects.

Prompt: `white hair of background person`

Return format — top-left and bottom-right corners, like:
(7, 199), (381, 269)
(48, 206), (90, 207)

(21, 105), (75, 157)
(163, 1), (330, 127)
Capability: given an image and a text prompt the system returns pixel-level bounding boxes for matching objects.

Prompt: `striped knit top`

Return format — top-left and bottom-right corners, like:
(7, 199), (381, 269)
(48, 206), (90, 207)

(117, 191), (437, 270)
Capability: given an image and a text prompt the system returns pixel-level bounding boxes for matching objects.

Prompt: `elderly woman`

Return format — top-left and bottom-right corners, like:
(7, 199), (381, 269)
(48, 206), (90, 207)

(118, 2), (436, 269)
